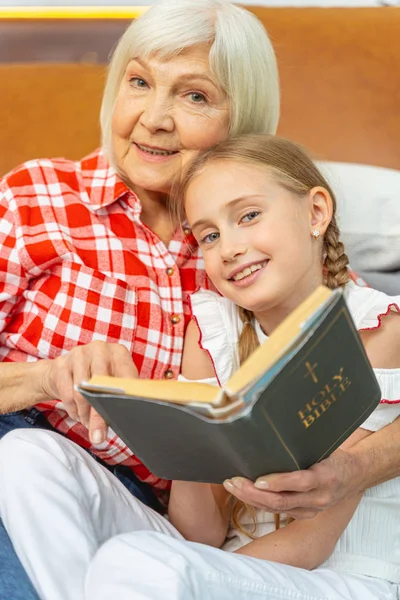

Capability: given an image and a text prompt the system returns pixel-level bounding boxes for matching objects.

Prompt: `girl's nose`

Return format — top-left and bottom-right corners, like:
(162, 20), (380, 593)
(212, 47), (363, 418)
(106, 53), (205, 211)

(220, 241), (247, 263)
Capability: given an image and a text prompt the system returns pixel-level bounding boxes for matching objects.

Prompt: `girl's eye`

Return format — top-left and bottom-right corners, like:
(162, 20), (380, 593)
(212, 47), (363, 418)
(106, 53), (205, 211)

(201, 231), (219, 245)
(188, 92), (207, 104)
(240, 211), (260, 223)
(129, 77), (148, 88)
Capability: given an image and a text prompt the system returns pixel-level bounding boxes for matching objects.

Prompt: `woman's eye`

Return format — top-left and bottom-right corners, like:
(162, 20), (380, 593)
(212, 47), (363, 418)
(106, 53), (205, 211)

(241, 211), (260, 223)
(129, 77), (148, 88)
(188, 92), (207, 104)
(201, 231), (219, 244)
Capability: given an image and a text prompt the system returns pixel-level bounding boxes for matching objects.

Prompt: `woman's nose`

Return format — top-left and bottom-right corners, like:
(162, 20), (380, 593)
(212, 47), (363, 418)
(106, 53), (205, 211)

(139, 94), (174, 133)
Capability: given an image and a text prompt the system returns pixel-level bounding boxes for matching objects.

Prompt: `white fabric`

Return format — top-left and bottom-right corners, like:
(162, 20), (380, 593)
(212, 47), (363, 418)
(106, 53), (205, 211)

(0, 429), (397, 600)
(322, 477), (400, 582)
(0, 429), (182, 600)
(319, 161), (400, 274)
(189, 292), (243, 385)
(177, 373), (219, 386)
(189, 282), (400, 577)
(85, 532), (397, 600)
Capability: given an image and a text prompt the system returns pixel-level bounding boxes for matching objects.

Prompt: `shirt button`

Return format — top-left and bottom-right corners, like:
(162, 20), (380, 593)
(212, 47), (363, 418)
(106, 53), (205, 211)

(166, 267), (175, 276)
(171, 314), (181, 325)
(164, 369), (174, 379)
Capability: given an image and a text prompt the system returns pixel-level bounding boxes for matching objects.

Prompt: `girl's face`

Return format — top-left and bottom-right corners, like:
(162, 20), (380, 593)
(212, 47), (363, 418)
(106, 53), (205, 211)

(111, 45), (230, 198)
(185, 160), (329, 333)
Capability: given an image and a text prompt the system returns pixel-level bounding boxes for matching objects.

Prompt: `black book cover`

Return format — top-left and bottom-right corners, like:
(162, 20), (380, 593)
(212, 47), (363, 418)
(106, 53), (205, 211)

(80, 293), (381, 483)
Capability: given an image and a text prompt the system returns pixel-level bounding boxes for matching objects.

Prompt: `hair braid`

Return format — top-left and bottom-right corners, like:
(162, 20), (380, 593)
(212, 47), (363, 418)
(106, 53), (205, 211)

(237, 306), (259, 364)
(232, 306), (281, 535)
(324, 219), (350, 289)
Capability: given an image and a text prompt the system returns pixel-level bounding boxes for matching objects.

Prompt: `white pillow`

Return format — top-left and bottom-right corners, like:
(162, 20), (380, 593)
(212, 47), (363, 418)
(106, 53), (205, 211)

(318, 161), (400, 273)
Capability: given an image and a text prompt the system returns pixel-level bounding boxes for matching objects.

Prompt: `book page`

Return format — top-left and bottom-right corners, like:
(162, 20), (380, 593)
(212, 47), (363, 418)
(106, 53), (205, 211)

(225, 286), (335, 397)
(79, 376), (225, 405)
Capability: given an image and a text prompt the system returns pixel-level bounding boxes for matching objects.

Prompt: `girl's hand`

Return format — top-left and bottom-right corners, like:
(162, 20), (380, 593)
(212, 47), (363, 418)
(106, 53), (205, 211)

(39, 341), (138, 444)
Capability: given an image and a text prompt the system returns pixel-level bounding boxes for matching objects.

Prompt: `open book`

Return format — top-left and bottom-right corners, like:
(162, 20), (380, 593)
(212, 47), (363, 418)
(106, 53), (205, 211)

(78, 286), (381, 483)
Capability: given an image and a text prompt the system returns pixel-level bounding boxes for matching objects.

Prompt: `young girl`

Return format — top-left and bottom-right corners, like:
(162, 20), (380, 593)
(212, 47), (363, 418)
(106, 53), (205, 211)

(1, 134), (400, 600)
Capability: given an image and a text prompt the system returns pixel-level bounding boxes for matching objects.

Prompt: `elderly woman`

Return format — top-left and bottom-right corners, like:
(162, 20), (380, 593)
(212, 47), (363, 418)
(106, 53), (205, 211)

(0, 0), (278, 448)
(0, 0), (277, 597)
(1, 0), (400, 598)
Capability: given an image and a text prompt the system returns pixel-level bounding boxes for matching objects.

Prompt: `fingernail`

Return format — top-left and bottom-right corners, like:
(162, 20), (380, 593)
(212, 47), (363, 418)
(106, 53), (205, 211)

(223, 480), (234, 492)
(91, 430), (105, 445)
(254, 478), (270, 490)
(230, 477), (245, 490)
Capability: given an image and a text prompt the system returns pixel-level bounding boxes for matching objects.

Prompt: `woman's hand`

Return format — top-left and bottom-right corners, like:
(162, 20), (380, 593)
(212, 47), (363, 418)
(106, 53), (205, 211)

(223, 449), (360, 519)
(224, 428), (373, 519)
(40, 341), (138, 444)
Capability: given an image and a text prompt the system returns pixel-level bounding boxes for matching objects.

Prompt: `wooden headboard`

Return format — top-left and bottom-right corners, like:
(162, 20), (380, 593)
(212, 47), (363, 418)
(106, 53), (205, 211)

(1, 7), (399, 175)
(259, 7), (400, 170)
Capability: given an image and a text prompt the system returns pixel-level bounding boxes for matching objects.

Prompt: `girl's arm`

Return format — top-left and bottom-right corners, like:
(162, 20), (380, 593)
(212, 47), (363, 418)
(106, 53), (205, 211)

(235, 493), (362, 569)
(168, 319), (231, 547)
(235, 427), (369, 569)
(168, 481), (231, 547)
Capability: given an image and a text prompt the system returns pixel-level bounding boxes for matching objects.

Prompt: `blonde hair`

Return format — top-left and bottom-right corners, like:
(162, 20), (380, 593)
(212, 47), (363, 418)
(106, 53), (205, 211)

(176, 133), (350, 537)
(100, 0), (279, 164)
(177, 133), (349, 291)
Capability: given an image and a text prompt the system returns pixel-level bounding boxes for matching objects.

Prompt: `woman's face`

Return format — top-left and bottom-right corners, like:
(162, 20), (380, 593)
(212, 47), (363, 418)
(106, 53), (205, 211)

(112, 45), (230, 197)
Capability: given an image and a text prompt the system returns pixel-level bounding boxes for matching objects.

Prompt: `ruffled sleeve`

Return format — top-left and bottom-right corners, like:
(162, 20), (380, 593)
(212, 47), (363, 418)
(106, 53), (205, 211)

(344, 281), (400, 331)
(177, 374), (219, 387)
(345, 282), (400, 430)
(361, 368), (400, 431)
(188, 289), (243, 387)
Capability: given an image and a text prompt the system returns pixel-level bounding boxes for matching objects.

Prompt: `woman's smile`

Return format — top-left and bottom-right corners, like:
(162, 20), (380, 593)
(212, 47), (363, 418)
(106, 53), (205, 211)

(133, 142), (180, 163)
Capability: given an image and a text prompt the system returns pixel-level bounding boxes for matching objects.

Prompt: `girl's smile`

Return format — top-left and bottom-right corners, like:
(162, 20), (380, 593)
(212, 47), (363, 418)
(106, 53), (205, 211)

(227, 260), (269, 286)
(185, 159), (329, 334)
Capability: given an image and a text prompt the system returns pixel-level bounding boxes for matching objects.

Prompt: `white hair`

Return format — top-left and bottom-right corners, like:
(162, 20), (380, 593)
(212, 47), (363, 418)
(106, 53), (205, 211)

(100, 0), (280, 161)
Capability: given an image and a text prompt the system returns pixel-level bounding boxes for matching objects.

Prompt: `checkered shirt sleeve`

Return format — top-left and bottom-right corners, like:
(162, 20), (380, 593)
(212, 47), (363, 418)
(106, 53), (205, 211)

(0, 150), (209, 498)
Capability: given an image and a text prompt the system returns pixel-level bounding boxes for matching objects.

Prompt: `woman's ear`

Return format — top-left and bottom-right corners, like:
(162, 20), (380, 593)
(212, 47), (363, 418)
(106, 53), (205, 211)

(308, 186), (333, 236)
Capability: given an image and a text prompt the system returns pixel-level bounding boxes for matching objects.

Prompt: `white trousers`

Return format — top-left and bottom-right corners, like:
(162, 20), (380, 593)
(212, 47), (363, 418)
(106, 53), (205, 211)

(0, 429), (397, 600)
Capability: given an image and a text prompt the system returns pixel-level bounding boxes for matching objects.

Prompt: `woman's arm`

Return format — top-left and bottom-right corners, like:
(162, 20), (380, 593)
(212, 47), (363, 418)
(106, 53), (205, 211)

(226, 311), (400, 519)
(0, 360), (50, 413)
(0, 193), (138, 441)
(169, 319), (231, 547)
(0, 342), (138, 443)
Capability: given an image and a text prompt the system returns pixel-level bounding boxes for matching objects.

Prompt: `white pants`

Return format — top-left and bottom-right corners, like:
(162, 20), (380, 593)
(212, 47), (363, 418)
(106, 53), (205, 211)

(0, 429), (397, 600)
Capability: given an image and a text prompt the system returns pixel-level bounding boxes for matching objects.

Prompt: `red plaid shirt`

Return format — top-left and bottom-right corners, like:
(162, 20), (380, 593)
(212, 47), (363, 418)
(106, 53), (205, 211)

(0, 149), (209, 496)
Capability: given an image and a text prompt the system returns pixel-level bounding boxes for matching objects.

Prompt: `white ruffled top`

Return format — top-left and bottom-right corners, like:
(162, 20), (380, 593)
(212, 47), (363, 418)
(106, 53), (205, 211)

(187, 281), (400, 424)
(183, 282), (400, 582)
